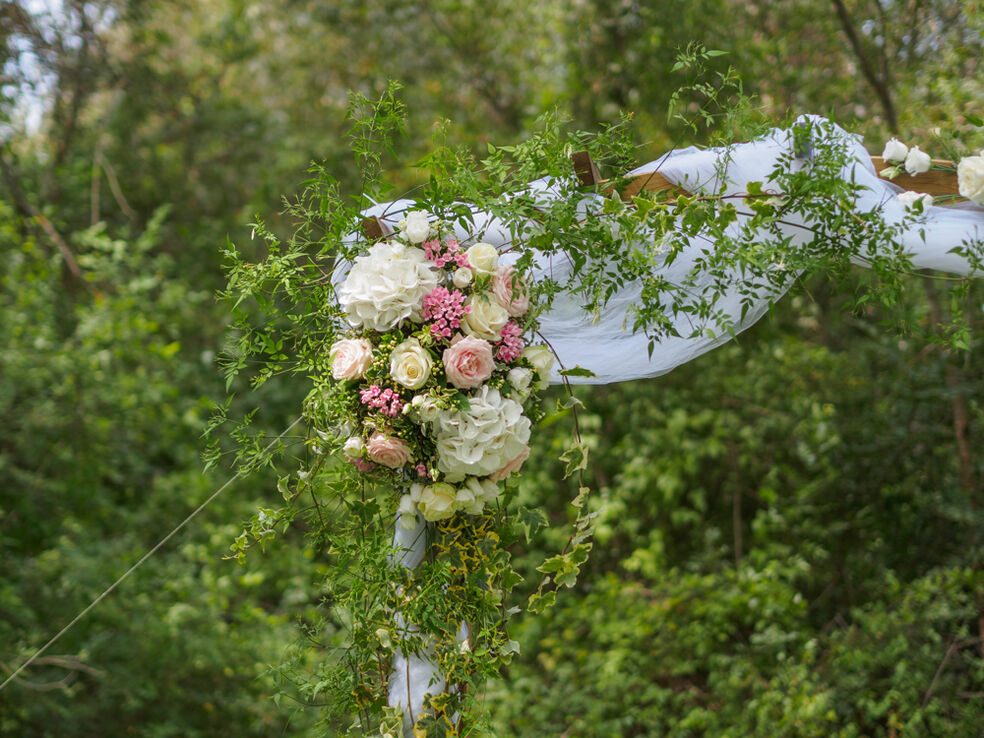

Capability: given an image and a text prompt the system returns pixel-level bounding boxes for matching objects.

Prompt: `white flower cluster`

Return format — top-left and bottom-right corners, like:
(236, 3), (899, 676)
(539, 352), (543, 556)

(329, 211), (553, 531)
(338, 241), (439, 331)
(430, 386), (532, 482)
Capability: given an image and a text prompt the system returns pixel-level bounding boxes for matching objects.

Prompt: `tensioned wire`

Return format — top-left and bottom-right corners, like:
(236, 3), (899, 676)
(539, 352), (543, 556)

(0, 416), (304, 694)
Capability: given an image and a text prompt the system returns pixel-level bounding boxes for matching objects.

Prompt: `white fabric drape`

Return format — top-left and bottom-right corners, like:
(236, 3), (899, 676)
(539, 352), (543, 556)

(361, 117), (981, 388)
(358, 116), (983, 730)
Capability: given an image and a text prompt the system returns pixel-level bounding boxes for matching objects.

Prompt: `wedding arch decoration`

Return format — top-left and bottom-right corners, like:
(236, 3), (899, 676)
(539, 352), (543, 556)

(215, 69), (983, 736)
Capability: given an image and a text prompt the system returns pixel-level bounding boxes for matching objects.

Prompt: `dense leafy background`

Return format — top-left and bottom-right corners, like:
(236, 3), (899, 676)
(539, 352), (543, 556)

(1, 1), (982, 735)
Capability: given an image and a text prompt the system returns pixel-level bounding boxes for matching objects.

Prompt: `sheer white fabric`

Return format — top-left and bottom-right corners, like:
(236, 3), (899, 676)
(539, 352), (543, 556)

(361, 117), (981, 387)
(361, 117), (983, 730)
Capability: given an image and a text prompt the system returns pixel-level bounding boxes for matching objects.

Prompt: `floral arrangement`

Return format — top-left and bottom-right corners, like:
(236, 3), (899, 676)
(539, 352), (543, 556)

(329, 210), (553, 530)
(880, 136), (984, 209)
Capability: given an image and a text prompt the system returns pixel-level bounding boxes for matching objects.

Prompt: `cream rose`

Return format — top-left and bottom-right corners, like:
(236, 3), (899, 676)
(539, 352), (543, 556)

(522, 345), (555, 389)
(329, 338), (373, 380)
(337, 241), (438, 331)
(904, 146), (931, 176)
(491, 266), (530, 317)
(417, 482), (458, 522)
(400, 210), (432, 244)
(365, 432), (413, 469)
(461, 295), (509, 341)
(465, 242), (499, 275)
(342, 436), (365, 459)
(957, 155), (984, 206)
(443, 335), (495, 389)
(489, 445), (530, 482)
(397, 493), (420, 530)
(881, 138), (908, 162)
(389, 338), (433, 389)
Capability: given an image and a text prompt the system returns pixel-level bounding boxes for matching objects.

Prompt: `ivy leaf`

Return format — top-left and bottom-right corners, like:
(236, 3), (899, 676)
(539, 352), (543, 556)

(527, 590), (556, 613)
(517, 505), (549, 542)
(560, 441), (589, 479)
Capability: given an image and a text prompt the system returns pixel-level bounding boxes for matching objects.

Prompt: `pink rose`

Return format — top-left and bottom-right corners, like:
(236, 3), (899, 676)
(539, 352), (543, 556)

(329, 338), (373, 380)
(489, 445), (530, 482)
(365, 432), (413, 469)
(491, 266), (529, 317)
(442, 335), (495, 389)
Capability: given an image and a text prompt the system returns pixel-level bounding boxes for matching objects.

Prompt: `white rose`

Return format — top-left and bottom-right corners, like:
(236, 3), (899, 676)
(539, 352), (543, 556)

(400, 210), (432, 244)
(464, 476), (500, 504)
(417, 482), (458, 522)
(338, 241), (438, 331)
(411, 394), (441, 422)
(507, 367), (533, 396)
(465, 242), (499, 275)
(452, 267), (473, 289)
(343, 436), (365, 459)
(389, 338), (433, 389)
(957, 155), (984, 206)
(461, 295), (509, 341)
(454, 486), (486, 515)
(398, 494), (420, 530)
(896, 191), (933, 210)
(430, 386), (532, 482)
(522, 345), (555, 389)
(881, 138), (908, 163)
(904, 146), (931, 176)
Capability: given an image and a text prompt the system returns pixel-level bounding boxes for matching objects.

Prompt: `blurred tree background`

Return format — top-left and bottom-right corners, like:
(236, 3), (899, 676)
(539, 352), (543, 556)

(1, 0), (982, 735)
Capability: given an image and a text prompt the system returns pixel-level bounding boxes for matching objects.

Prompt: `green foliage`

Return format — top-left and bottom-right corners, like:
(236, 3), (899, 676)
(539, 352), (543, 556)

(1, 2), (982, 737)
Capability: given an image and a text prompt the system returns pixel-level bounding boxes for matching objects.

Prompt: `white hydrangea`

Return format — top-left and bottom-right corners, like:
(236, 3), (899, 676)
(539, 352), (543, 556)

(430, 386), (531, 482)
(337, 241), (438, 331)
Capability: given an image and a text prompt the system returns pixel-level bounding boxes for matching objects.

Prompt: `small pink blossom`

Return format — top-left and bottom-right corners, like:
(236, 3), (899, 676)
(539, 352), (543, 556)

(443, 335), (495, 389)
(496, 321), (524, 363)
(489, 445), (530, 482)
(415, 464), (430, 479)
(350, 457), (376, 473)
(423, 237), (469, 269)
(365, 432), (413, 469)
(491, 266), (529, 317)
(360, 385), (405, 417)
(421, 286), (470, 340)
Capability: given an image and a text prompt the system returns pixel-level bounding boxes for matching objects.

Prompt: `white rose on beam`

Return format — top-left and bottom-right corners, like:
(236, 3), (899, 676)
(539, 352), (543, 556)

(904, 146), (932, 176)
(522, 345), (555, 389)
(881, 138), (908, 162)
(957, 155), (984, 206)
(896, 191), (934, 210)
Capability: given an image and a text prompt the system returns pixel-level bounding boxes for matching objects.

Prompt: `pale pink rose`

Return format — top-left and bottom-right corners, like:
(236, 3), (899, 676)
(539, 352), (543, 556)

(329, 338), (373, 380)
(488, 445), (530, 482)
(365, 432), (413, 469)
(442, 335), (495, 389)
(491, 266), (529, 317)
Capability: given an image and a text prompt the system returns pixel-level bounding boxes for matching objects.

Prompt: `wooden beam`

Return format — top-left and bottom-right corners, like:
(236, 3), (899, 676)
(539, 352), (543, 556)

(361, 216), (392, 241)
(869, 156), (959, 196)
(571, 150), (602, 187)
(579, 156), (960, 201)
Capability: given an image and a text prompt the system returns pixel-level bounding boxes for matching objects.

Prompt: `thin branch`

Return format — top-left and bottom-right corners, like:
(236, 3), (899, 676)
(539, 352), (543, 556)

(830, 0), (898, 131)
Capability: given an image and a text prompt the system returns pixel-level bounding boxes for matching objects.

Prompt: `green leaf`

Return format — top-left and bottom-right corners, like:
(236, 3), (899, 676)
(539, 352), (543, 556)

(517, 505), (549, 542)
(966, 114), (984, 127)
(559, 366), (597, 378)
